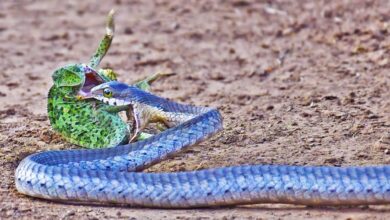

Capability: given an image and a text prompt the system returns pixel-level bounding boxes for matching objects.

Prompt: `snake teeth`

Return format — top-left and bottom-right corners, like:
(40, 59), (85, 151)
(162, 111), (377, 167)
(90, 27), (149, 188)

(98, 96), (131, 106)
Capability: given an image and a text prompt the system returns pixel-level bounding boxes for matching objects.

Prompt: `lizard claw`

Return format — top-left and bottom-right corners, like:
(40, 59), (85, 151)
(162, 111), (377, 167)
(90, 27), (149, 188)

(127, 104), (149, 143)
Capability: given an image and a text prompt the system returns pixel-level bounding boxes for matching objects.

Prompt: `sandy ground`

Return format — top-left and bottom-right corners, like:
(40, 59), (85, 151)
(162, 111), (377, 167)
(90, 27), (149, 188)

(1, 0), (390, 219)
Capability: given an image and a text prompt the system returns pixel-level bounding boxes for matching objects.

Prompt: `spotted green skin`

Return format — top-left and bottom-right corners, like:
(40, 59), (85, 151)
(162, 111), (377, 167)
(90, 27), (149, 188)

(46, 11), (130, 149)
(47, 65), (129, 148)
(46, 11), (169, 148)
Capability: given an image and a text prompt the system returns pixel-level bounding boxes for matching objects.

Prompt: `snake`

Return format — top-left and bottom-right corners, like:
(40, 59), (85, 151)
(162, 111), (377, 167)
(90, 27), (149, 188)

(14, 11), (390, 208)
(15, 80), (390, 207)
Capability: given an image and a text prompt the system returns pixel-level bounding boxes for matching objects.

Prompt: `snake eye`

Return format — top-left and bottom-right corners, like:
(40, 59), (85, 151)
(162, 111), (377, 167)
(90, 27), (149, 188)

(103, 88), (112, 98)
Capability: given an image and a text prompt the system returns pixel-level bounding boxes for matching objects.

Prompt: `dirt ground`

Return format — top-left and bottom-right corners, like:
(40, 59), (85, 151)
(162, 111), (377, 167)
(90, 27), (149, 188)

(0, 0), (389, 219)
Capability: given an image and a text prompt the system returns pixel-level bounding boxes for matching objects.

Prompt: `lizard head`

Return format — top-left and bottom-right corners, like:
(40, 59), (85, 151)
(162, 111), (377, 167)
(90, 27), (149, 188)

(51, 64), (107, 98)
(50, 9), (117, 98)
(48, 65), (129, 149)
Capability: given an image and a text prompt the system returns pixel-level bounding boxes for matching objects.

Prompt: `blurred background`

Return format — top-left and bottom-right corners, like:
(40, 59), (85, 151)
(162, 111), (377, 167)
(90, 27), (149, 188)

(0, 0), (389, 219)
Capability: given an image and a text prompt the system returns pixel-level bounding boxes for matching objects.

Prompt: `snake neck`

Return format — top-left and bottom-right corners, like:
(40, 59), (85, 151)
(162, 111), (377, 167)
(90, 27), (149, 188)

(47, 86), (129, 148)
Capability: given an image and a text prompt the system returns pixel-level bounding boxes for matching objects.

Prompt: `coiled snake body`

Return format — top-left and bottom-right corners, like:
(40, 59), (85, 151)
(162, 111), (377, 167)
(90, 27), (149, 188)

(15, 81), (390, 207)
(14, 11), (390, 207)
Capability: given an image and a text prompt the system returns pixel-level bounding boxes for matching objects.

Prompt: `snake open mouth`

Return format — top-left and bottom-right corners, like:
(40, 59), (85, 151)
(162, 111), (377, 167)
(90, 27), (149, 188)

(78, 68), (105, 98)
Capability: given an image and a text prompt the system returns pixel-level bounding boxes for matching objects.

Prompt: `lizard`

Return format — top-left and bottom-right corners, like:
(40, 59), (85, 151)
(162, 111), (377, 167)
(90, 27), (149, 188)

(47, 10), (172, 149)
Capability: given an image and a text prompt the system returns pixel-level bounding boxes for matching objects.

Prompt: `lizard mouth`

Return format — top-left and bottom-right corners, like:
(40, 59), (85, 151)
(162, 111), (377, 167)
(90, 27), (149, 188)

(78, 68), (105, 98)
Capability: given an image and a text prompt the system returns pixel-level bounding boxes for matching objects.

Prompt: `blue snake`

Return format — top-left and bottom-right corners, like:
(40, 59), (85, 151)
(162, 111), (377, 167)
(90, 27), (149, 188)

(15, 81), (390, 207)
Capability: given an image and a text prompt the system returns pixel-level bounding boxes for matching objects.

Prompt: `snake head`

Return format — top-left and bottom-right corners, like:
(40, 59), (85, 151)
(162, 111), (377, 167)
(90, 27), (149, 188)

(82, 81), (136, 106)
(85, 81), (171, 142)
(86, 81), (170, 110)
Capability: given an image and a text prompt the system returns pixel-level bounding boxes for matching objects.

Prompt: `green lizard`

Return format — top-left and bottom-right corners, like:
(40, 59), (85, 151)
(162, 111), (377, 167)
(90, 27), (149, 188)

(47, 10), (171, 148)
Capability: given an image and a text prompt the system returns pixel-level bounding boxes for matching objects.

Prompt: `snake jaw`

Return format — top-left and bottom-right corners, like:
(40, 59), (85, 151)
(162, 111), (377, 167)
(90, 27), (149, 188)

(90, 83), (107, 93)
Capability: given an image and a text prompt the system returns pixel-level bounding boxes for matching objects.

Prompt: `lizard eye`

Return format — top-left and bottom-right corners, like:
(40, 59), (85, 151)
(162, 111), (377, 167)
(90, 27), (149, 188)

(103, 88), (112, 98)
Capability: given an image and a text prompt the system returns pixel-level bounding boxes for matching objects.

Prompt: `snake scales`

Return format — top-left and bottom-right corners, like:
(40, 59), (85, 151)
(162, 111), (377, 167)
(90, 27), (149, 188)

(15, 81), (390, 207)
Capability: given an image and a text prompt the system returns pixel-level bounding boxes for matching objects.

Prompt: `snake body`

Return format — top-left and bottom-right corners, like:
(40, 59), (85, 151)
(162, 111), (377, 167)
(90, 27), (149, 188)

(15, 82), (390, 207)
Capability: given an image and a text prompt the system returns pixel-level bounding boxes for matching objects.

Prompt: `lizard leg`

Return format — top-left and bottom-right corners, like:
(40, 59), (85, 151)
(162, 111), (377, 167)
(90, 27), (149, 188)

(98, 69), (117, 81)
(130, 71), (176, 141)
(126, 104), (151, 142)
(96, 103), (152, 142)
(134, 71), (176, 91)
(97, 69), (175, 92)
(126, 102), (185, 142)
(93, 70), (174, 141)
(137, 132), (153, 141)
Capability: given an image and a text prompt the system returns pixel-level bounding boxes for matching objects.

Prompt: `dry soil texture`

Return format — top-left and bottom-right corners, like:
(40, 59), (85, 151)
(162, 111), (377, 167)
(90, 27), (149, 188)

(1, 0), (390, 219)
